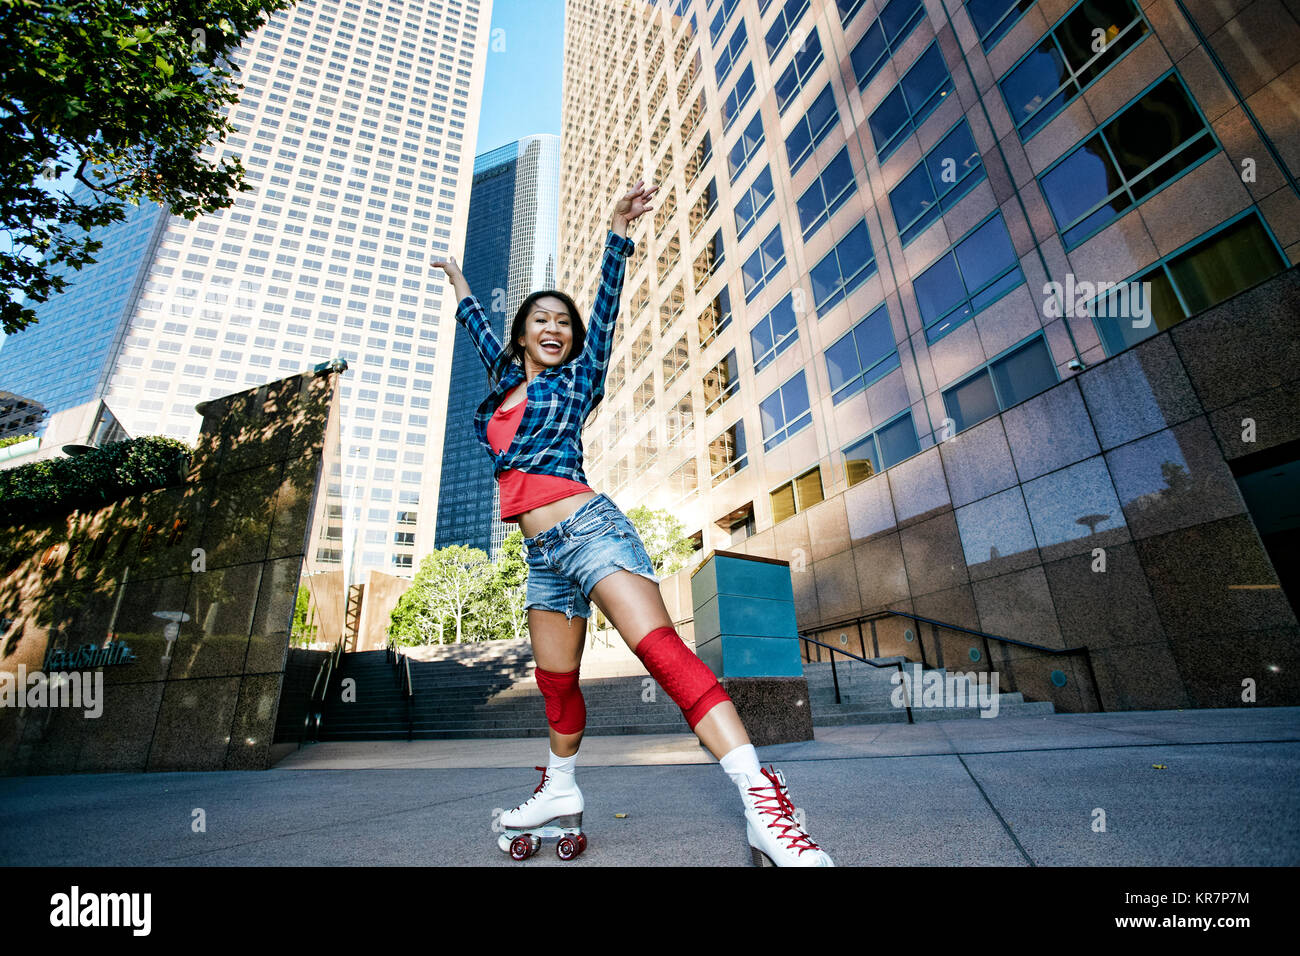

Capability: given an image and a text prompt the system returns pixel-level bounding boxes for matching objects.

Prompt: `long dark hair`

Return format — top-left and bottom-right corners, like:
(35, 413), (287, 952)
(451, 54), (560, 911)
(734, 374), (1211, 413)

(493, 289), (585, 382)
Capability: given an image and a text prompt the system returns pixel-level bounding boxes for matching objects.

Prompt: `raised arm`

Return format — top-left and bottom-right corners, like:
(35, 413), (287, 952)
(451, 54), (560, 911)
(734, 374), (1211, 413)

(434, 255), (507, 380)
(576, 180), (658, 408)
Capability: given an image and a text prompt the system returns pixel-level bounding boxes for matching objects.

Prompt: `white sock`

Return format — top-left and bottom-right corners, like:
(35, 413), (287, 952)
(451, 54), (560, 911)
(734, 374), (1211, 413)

(548, 748), (578, 788)
(720, 743), (763, 793)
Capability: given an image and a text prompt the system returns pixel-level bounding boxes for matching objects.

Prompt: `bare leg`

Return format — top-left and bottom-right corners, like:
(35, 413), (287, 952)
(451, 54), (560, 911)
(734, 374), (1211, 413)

(588, 570), (751, 760)
(526, 608), (587, 758)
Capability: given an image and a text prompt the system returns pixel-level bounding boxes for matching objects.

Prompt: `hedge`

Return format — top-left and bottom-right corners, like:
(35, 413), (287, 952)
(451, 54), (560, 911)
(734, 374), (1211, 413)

(0, 436), (192, 522)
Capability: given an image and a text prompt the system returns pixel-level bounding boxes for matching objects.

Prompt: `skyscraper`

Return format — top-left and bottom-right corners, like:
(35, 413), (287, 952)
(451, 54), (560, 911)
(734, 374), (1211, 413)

(0, 0), (495, 585)
(558, 0), (1300, 708)
(436, 134), (562, 559)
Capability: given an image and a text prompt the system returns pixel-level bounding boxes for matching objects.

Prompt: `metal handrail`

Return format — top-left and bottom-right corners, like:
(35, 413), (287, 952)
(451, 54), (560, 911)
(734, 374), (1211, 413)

(799, 634), (914, 724)
(800, 608), (1104, 713)
(298, 640), (345, 748)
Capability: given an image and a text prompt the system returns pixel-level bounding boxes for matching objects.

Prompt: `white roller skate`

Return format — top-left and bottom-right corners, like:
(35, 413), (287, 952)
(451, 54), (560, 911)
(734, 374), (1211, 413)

(496, 766), (588, 861)
(741, 766), (834, 867)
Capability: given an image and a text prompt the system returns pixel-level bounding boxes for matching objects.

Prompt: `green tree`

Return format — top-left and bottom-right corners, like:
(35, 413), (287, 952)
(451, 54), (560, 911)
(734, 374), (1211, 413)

(390, 545), (491, 645)
(290, 582), (316, 648)
(625, 504), (697, 575)
(0, 0), (294, 334)
(474, 529), (528, 641)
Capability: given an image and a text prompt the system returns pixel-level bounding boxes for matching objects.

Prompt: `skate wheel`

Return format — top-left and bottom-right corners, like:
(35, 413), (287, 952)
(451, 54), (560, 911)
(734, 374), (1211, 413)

(510, 836), (533, 860)
(556, 836), (578, 861)
(575, 832), (587, 854)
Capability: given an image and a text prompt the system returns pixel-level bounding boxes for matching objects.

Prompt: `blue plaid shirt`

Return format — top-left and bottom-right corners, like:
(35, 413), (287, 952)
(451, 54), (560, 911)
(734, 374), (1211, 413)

(454, 229), (636, 483)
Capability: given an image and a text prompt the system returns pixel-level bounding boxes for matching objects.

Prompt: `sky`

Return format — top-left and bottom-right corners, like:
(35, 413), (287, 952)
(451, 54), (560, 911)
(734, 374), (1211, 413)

(473, 0), (566, 156)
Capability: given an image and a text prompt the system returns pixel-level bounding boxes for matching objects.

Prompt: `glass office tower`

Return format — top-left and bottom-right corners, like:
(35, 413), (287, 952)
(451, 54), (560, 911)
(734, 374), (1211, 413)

(436, 134), (562, 559)
(557, 0), (1300, 709)
(0, 0), (494, 585)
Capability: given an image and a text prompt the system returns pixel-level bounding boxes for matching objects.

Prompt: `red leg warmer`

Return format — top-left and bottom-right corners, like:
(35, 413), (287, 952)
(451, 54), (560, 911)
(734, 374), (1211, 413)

(534, 666), (586, 735)
(634, 626), (731, 729)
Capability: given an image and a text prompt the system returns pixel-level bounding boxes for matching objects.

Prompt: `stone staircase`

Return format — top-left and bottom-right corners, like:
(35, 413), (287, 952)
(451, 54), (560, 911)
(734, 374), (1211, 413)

(804, 658), (1056, 723)
(314, 643), (1054, 741)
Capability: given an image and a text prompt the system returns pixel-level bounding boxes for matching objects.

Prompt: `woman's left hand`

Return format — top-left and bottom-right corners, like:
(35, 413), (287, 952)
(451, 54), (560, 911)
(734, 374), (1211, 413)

(613, 179), (658, 225)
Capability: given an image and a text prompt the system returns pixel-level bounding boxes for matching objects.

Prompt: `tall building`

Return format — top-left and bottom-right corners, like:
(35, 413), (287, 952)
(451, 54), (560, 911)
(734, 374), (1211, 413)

(435, 135), (562, 559)
(559, 0), (1300, 707)
(0, 0), (494, 585)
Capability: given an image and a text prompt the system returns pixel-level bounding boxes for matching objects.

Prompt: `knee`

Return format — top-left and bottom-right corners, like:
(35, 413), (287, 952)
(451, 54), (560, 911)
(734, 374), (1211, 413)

(535, 666), (587, 735)
(633, 626), (731, 730)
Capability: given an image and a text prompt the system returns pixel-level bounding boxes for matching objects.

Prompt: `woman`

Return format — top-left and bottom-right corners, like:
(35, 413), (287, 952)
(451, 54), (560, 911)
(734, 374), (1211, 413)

(432, 180), (832, 866)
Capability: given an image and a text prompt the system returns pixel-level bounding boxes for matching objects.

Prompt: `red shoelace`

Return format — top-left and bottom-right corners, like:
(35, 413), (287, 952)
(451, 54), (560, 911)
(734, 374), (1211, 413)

(747, 766), (822, 855)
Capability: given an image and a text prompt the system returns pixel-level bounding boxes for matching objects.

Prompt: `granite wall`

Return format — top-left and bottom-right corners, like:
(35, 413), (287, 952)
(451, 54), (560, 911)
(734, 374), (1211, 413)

(0, 362), (344, 774)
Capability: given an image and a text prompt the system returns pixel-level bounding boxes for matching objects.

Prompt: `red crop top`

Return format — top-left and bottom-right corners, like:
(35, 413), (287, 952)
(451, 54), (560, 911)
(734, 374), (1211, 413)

(486, 393), (593, 522)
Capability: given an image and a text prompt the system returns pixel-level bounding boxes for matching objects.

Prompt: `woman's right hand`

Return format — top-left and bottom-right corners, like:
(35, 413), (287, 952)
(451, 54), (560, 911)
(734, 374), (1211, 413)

(431, 255), (471, 301)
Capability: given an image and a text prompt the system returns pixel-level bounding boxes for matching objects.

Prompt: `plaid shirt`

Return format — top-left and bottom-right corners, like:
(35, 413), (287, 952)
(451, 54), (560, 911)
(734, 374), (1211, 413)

(454, 229), (636, 483)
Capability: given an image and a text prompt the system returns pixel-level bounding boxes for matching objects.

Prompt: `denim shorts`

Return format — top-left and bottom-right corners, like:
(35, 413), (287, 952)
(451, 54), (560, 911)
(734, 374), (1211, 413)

(521, 493), (659, 622)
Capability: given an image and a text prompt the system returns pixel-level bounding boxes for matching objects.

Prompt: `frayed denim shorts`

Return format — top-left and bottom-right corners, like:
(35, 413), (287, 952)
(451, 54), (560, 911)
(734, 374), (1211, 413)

(521, 493), (659, 622)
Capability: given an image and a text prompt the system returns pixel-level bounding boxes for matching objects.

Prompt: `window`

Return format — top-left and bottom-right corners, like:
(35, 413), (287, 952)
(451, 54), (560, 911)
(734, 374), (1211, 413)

(721, 63), (756, 132)
(1000, 0), (1149, 140)
(728, 113), (765, 182)
(709, 0), (742, 44)
(942, 334), (1058, 432)
(796, 146), (856, 240)
(704, 349), (741, 415)
(765, 0), (811, 59)
(810, 219), (876, 312)
(751, 292), (799, 374)
(709, 420), (748, 486)
(966, 0), (1037, 51)
(760, 370), (813, 451)
(771, 465), (824, 523)
(774, 28), (823, 113)
(824, 302), (900, 404)
(698, 286), (733, 346)
(689, 178), (719, 236)
(670, 456), (699, 500)
(660, 281), (686, 333)
(741, 225), (786, 302)
(664, 333), (691, 387)
(631, 322), (655, 371)
(735, 166), (776, 241)
(889, 120), (984, 245)
(634, 374), (656, 420)
(1038, 71), (1217, 249)
(1085, 210), (1287, 356)
(869, 42), (954, 162)
(694, 229), (725, 291)
(914, 212), (1024, 343)
(850, 0), (926, 92)
(785, 84), (838, 174)
(668, 393), (695, 447)
(716, 22), (748, 85)
(843, 411), (921, 485)
(685, 131), (713, 189)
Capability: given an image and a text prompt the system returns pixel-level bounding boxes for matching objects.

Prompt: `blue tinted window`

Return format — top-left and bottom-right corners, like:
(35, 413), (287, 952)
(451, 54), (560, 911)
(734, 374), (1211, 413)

(943, 334), (1057, 432)
(915, 212), (1024, 343)
(868, 42), (954, 161)
(741, 225), (786, 302)
(797, 147), (857, 239)
(722, 64), (757, 132)
(760, 370), (813, 451)
(966, 0), (1036, 50)
(850, 0), (926, 91)
(735, 166), (776, 241)
(998, 0), (1146, 137)
(1038, 72), (1216, 249)
(843, 410), (918, 485)
(716, 23), (749, 85)
(751, 292), (800, 373)
(810, 220), (876, 312)
(889, 120), (984, 245)
(766, 0), (812, 59)
(729, 113), (765, 182)
(824, 303), (900, 404)
(786, 85), (839, 173)
(710, 0), (742, 45)
(775, 29), (824, 113)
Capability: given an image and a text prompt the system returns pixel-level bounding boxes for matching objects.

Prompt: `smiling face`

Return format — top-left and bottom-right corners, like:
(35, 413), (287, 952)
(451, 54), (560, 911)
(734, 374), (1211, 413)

(517, 295), (574, 371)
